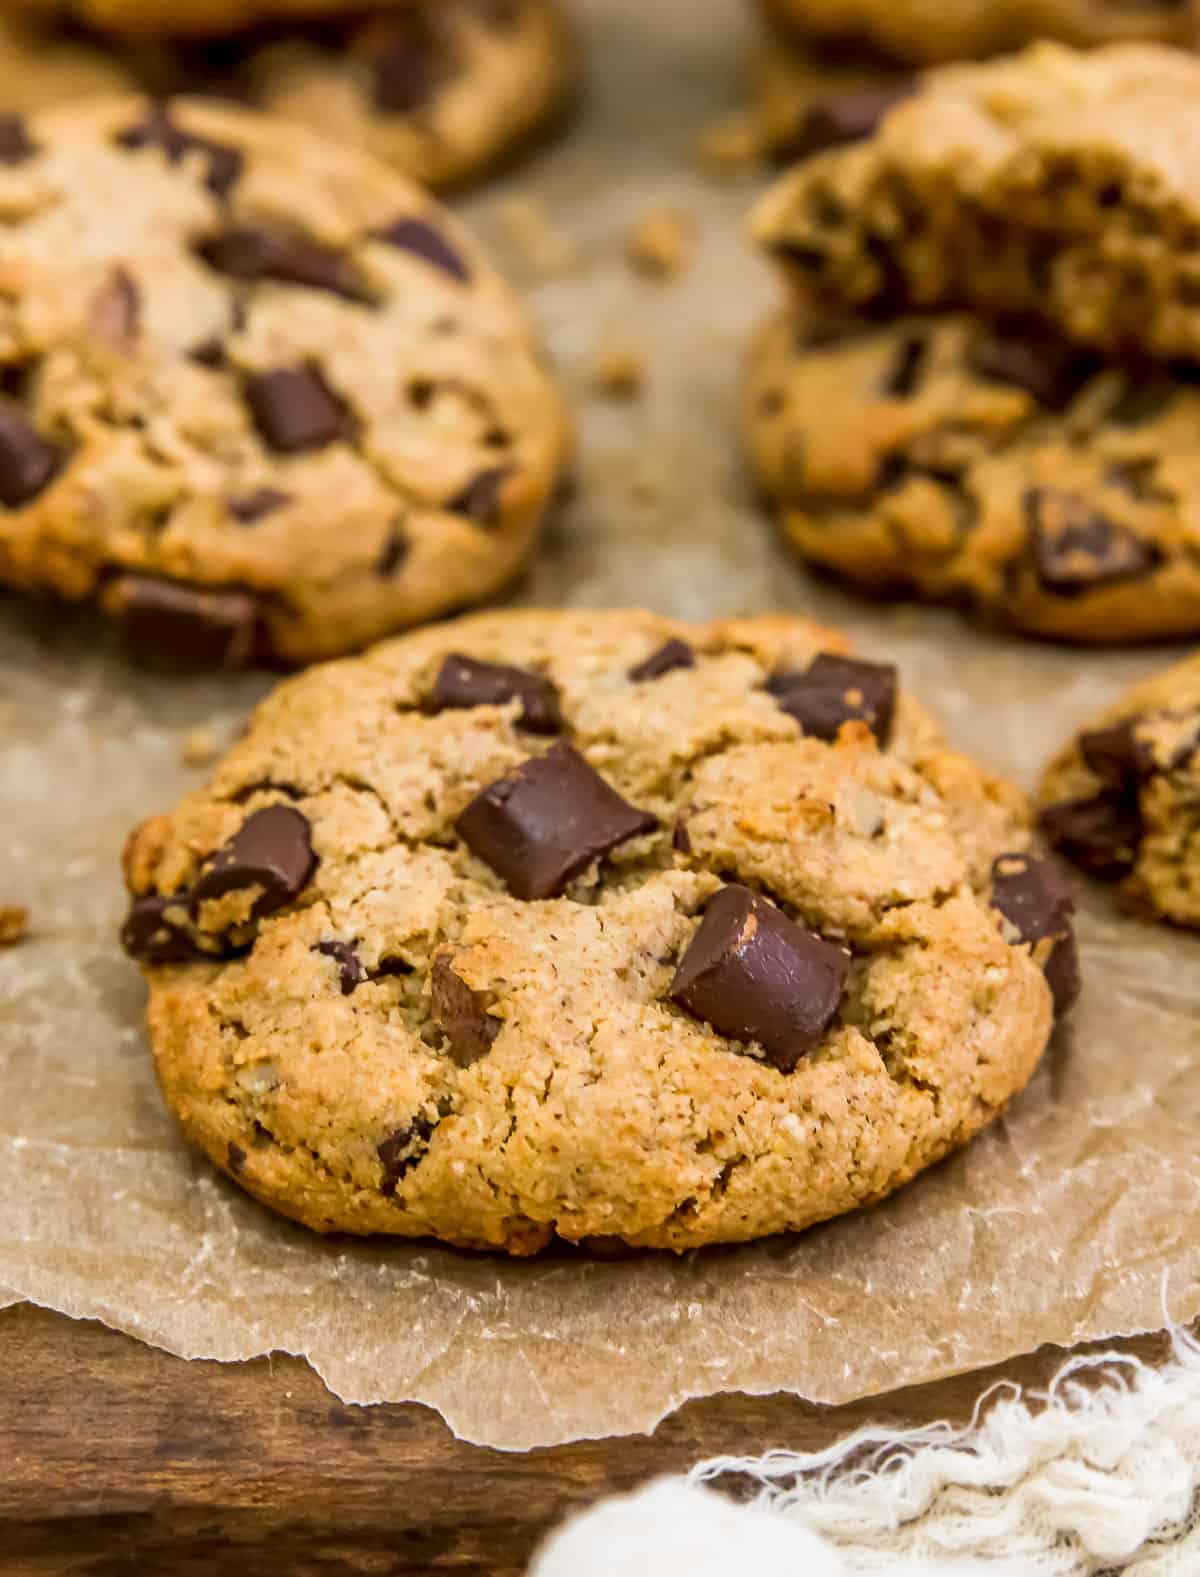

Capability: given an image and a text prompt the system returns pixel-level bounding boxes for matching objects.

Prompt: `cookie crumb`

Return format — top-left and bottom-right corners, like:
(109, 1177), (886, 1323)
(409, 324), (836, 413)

(0, 906), (29, 947)
(590, 347), (645, 400)
(181, 725), (218, 767)
(695, 112), (763, 175)
(495, 196), (576, 275)
(627, 208), (694, 279)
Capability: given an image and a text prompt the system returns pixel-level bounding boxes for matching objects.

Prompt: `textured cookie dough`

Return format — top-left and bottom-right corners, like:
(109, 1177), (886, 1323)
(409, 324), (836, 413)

(753, 43), (1200, 361)
(744, 308), (1200, 642)
(119, 608), (1072, 1255)
(759, 0), (1199, 65)
(0, 95), (569, 667)
(11, 0), (416, 39)
(1040, 653), (1200, 927)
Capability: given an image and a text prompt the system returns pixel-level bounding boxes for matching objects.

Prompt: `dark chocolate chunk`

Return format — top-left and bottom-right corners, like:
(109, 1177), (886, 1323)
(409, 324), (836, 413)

(1039, 791), (1143, 882)
(377, 1114), (439, 1194)
(430, 954), (501, 1066)
(116, 103), (243, 198)
(969, 322), (1101, 410)
(450, 467), (511, 526)
(778, 81), (916, 162)
(189, 336), (226, 368)
(629, 639), (696, 682)
(767, 653), (898, 746)
(456, 742), (657, 900)
(375, 528), (409, 576)
(228, 486), (289, 523)
(991, 853), (1081, 1015)
(371, 18), (442, 113)
(428, 654), (562, 734)
(1080, 719), (1154, 785)
(197, 228), (370, 303)
(113, 576), (258, 672)
(668, 885), (849, 1071)
(192, 805), (316, 917)
(1028, 490), (1162, 596)
(227, 1141), (247, 1174)
(672, 819), (692, 855)
(316, 939), (366, 995)
(372, 216), (469, 281)
(120, 892), (202, 963)
(0, 403), (62, 508)
(880, 330), (927, 398)
(0, 113), (35, 165)
(245, 366), (349, 453)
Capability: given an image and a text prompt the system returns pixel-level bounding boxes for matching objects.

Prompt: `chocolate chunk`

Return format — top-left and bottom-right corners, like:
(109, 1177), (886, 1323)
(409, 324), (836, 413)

(456, 742), (657, 900)
(113, 576), (258, 671)
(1039, 791), (1143, 882)
(450, 467), (511, 526)
(1028, 490), (1162, 596)
(880, 331), (927, 398)
(197, 228), (370, 304)
(672, 819), (692, 855)
(227, 1141), (247, 1175)
(767, 653), (898, 745)
(377, 1114), (438, 1194)
(228, 486), (289, 523)
(371, 19), (441, 113)
(375, 529), (409, 576)
(430, 954), (501, 1066)
(629, 639), (696, 682)
(316, 939), (366, 995)
(779, 81), (916, 162)
(428, 654), (562, 734)
(0, 404), (62, 508)
(116, 103), (242, 197)
(991, 854), (1081, 1015)
(120, 892), (202, 963)
(1080, 719), (1154, 785)
(0, 114), (35, 165)
(969, 322), (1101, 410)
(668, 885), (849, 1071)
(372, 216), (469, 282)
(189, 337), (226, 369)
(245, 366), (349, 453)
(192, 805), (316, 917)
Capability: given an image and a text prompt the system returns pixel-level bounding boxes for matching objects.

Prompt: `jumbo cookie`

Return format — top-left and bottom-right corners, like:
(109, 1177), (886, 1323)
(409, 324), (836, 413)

(1040, 652), (1200, 928)
(0, 96), (569, 666)
(119, 608), (1076, 1254)
(758, 0), (1199, 65)
(744, 308), (1200, 642)
(753, 42), (1200, 362)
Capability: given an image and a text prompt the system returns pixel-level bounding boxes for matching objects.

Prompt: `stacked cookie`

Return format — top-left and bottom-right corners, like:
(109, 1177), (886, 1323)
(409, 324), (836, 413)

(746, 42), (1200, 643)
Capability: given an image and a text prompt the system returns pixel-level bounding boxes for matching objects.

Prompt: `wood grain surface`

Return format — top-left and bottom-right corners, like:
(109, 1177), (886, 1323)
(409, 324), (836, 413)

(0, 1303), (1169, 1575)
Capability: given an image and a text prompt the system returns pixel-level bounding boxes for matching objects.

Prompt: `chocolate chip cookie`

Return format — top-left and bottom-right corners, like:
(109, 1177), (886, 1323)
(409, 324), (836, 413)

(759, 0), (1198, 66)
(744, 307), (1200, 642)
(1040, 653), (1200, 927)
(746, 32), (915, 165)
(12, 0), (416, 39)
(119, 608), (1072, 1255)
(753, 42), (1200, 362)
(0, 96), (569, 667)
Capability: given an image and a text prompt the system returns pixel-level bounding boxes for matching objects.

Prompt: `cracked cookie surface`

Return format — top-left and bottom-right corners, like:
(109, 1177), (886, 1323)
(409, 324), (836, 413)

(1040, 652), (1200, 927)
(753, 42), (1200, 361)
(758, 0), (1199, 65)
(120, 608), (1068, 1255)
(744, 307), (1200, 642)
(0, 95), (569, 666)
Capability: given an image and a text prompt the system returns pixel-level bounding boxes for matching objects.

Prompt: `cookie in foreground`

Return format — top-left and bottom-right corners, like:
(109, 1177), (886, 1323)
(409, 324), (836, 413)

(743, 308), (1200, 642)
(120, 609), (1076, 1254)
(1040, 653), (1200, 929)
(0, 95), (569, 667)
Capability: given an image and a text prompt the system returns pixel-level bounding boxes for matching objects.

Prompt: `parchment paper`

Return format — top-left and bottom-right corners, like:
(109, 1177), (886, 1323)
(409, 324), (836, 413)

(2, 0), (1199, 1453)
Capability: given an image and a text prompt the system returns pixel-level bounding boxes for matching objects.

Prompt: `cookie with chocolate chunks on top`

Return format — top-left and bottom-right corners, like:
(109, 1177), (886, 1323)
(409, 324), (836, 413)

(0, 93), (569, 667)
(120, 609), (1055, 1254)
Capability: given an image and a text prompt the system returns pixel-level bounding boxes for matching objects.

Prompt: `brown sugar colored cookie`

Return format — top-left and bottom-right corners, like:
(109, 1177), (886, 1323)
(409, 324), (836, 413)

(1040, 653), (1200, 928)
(119, 608), (1074, 1255)
(0, 96), (569, 667)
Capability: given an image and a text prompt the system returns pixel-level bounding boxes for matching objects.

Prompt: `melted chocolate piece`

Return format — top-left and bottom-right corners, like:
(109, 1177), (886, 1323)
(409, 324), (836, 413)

(1028, 490), (1162, 596)
(0, 404), (62, 508)
(245, 366), (349, 453)
(628, 639), (695, 682)
(378, 1113), (439, 1194)
(450, 467), (512, 526)
(430, 954), (501, 1066)
(316, 939), (366, 995)
(991, 854), (1081, 1015)
(116, 103), (243, 197)
(112, 576), (258, 672)
(372, 216), (469, 282)
(192, 806), (316, 918)
(120, 892), (203, 964)
(969, 322), (1101, 410)
(1080, 719), (1154, 785)
(767, 653), (898, 745)
(669, 885), (849, 1071)
(428, 654), (561, 734)
(456, 742), (657, 900)
(197, 228), (370, 303)
(228, 486), (289, 523)
(1039, 792), (1143, 882)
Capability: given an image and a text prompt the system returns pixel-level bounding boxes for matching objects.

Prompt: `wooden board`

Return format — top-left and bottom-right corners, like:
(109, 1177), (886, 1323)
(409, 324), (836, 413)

(0, 1303), (1168, 1574)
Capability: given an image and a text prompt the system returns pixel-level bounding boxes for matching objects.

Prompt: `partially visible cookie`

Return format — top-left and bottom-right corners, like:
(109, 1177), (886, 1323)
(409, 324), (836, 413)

(746, 30), (915, 164)
(759, 0), (1199, 65)
(1040, 654), (1200, 928)
(11, 0), (416, 39)
(0, 12), (134, 108)
(753, 43), (1200, 362)
(743, 307), (1200, 642)
(0, 95), (569, 667)
(119, 607), (1069, 1254)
